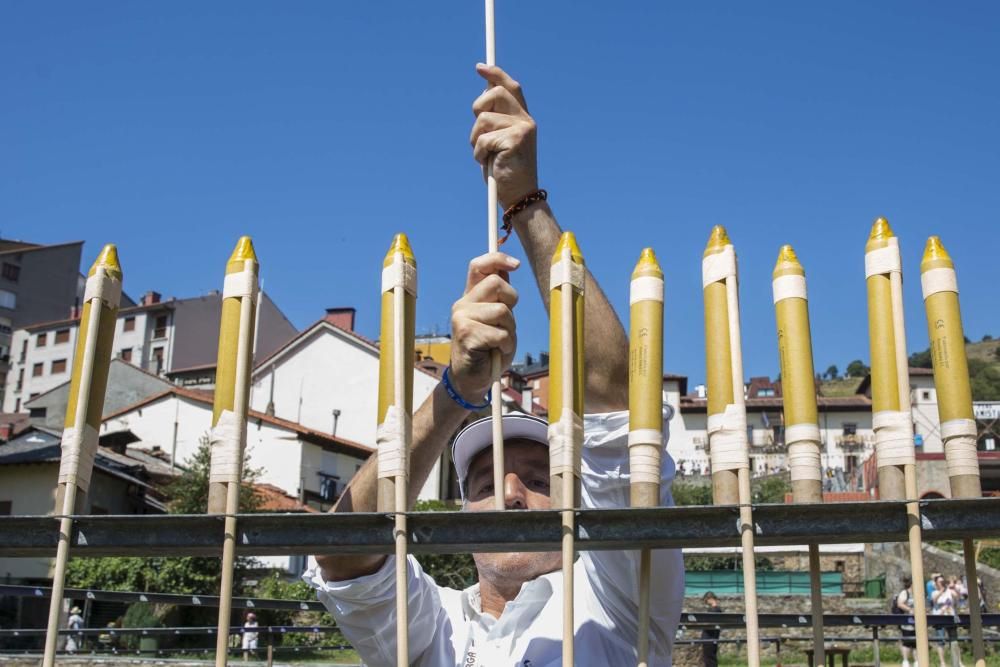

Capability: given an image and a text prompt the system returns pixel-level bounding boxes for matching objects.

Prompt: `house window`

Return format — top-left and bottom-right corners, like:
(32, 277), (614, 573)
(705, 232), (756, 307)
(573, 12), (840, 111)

(0, 501), (11, 515)
(1, 263), (19, 282)
(55, 329), (70, 344)
(51, 359), (67, 374)
(32, 362), (43, 377)
(29, 406), (46, 419)
(152, 347), (164, 373)
(922, 390), (931, 400)
(13, 399), (19, 412)
(16, 368), (23, 391)
(842, 423), (857, 436)
(0, 289), (15, 309)
(758, 388), (775, 397)
(153, 315), (168, 339)
(123, 316), (136, 332)
(19, 339), (27, 362)
(36, 332), (47, 347)
(120, 347), (132, 362)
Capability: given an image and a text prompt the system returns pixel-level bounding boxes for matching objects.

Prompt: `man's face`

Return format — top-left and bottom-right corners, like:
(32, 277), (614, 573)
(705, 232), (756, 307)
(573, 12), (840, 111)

(464, 438), (561, 587)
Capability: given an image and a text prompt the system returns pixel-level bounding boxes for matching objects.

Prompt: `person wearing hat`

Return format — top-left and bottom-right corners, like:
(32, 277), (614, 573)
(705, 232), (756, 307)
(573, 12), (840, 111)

(65, 606), (84, 653)
(305, 64), (683, 666)
(241, 612), (259, 660)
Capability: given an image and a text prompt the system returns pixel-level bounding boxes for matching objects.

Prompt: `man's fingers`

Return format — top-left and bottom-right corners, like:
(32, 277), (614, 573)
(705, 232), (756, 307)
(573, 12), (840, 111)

(465, 252), (520, 292)
(463, 273), (519, 310)
(476, 63), (528, 110)
(472, 85), (527, 117)
(469, 111), (515, 148)
(473, 129), (511, 166)
(460, 319), (517, 356)
(458, 301), (515, 332)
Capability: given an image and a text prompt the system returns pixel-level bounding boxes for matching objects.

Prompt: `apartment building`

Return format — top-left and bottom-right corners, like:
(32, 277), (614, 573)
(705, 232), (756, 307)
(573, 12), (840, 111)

(4, 290), (297, 413)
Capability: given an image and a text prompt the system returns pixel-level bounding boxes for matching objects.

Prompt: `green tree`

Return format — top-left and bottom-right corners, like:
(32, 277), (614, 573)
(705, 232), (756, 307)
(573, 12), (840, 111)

(67, 436), (264, 639)
(671, 481), (714, 506)
(908, 350), (932, 369)
(825, 365), (839, 380)
(751, 476), (790, 504)
(846, 359), (872, 377)
(410, 500), (478, 590)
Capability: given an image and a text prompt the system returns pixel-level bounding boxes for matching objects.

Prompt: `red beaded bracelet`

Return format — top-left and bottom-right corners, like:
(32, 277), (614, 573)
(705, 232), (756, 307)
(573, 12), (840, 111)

(499, 189), (547, 246)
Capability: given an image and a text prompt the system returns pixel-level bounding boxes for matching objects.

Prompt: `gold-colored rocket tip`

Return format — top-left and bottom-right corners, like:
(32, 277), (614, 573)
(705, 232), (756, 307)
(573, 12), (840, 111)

(385, 232), (415, 261)
(88, 243), (123, 280)
(553, 231), (584, 263)
(868, 217), (895, 241)
(632, 247), (663, 278)
(776, 244), (801, 266)
(704, 225), (732, 255)
(228, 236), (258, 263)
(921, 235), (954, 270)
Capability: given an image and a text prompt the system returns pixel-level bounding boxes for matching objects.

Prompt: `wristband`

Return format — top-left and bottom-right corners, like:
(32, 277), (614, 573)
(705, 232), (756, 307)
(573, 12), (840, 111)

(443, 366), (492, 410)
(499, 189), (547, 246)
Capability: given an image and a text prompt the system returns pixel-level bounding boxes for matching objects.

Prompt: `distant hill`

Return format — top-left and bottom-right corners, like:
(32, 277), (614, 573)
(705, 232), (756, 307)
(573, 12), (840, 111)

(909, 338), (1000, 401)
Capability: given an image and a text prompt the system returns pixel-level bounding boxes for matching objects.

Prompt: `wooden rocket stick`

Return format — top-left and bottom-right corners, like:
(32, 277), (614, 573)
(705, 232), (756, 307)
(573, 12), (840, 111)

(875, 219), (931, 667)
(43, 246), (122, 667)
(702, 226), (759, 666)
(549, 232), (584, 666)
(628, 248), (664, 667)
(483, 0), (505, 511)
(376, 234), (416, 667)
(214, 243), (259, 667)
(920, 235), (984, 666)
(772, 245), (824, 664)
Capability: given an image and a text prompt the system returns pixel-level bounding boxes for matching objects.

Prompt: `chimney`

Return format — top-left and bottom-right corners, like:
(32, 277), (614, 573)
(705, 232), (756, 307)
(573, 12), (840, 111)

(325, 307), (356, 331)
(143, 291), (161, 306)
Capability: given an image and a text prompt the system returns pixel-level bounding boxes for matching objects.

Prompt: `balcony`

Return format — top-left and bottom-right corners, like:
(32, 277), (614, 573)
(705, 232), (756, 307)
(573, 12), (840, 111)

(835, 434), (872, 452)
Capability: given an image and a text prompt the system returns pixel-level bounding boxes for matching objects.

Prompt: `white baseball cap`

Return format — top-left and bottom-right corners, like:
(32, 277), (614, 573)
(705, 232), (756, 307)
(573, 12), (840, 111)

(452, 413), (549, 500)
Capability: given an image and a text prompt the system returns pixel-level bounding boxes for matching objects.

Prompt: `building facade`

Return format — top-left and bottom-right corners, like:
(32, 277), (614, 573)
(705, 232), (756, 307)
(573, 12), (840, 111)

(3, 290), (297, 413)
(0, 240), (88, 408)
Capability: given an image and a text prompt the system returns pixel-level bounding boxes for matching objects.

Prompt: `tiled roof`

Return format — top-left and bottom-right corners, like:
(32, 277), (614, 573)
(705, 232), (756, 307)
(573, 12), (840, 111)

(102, 386), (374, 458)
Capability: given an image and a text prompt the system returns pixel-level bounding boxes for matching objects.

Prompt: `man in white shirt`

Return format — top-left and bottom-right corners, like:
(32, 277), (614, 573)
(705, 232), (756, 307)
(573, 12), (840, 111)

(305, 64), (684, 666)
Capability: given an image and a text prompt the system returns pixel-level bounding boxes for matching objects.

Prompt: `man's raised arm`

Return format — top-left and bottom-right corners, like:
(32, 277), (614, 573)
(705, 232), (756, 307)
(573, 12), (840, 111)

(470, 64), (629, 412)
(315, 252), (520, 581)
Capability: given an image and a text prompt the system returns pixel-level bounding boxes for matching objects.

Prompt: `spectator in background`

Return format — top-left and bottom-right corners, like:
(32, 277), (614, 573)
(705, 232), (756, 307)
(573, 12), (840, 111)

(65, 606), (84, 653)
(931, 575), (963, 667)
(927, 571), (941, 605)
(701, 591), (723, 667)
(242, 612), (259, 661)
(894, 575), (917, 667)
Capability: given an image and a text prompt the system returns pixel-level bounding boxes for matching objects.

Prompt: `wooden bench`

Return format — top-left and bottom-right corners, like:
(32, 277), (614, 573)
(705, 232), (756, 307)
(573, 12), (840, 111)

(804, 646), (851, 667)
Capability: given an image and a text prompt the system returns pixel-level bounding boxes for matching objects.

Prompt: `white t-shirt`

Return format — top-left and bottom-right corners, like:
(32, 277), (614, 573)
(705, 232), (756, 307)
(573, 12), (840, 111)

(304, 410), (685, 667)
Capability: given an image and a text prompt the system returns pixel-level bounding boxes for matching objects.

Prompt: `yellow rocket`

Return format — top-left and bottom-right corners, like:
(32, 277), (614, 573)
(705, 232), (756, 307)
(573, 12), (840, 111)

(207, 237), (259, 514)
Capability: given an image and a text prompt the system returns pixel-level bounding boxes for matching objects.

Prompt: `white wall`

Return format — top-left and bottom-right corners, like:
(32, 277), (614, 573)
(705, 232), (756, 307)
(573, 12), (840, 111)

(4, 327), (79, 411)
(251, 325), (437, 445)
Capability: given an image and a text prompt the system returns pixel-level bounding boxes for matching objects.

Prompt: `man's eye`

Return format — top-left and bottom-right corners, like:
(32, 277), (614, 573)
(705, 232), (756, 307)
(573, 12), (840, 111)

(530, 478), (549, 491)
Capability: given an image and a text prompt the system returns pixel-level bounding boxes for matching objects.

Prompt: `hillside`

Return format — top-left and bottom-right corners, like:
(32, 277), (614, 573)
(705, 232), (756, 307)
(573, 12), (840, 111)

(909, 337), (1000, 401)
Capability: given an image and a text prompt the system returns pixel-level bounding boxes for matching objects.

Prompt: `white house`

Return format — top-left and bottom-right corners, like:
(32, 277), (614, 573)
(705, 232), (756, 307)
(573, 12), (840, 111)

(248, 313), (443, 499)
(666, 368), (944, 490)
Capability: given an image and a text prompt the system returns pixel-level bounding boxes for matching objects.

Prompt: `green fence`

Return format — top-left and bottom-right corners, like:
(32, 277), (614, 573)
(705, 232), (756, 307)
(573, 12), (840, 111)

(685, 571), (843, 596)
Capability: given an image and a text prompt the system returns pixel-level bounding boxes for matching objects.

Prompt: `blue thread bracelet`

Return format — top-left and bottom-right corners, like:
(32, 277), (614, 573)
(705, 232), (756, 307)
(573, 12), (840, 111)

(442, 366), (492, 410)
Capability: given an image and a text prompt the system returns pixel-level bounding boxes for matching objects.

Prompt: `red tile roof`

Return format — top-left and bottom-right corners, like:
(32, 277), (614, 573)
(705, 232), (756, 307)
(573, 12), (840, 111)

(103, 386), (374, 458)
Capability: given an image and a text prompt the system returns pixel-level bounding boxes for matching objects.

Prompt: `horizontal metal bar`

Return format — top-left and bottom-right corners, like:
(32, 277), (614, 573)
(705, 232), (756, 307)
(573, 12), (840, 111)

(5, 613), (999, 638)
(0, 498), (997, 557)
(0, 584), (324, 612)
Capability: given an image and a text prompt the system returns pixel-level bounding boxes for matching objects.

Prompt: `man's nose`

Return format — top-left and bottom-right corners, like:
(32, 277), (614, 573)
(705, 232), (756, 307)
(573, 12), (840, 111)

(503, 472), (528, 509)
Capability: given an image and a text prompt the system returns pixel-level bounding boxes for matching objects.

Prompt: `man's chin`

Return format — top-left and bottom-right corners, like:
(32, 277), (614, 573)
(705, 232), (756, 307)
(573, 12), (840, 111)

(474, 551), (561, 583)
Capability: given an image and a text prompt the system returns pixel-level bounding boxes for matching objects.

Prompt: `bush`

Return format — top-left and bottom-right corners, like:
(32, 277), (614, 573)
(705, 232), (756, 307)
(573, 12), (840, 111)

(121, 602), (162, 649)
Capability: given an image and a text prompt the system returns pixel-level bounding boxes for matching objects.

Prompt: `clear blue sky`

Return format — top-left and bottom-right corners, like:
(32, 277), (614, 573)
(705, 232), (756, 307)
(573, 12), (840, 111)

(3, 2), (997, 385)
